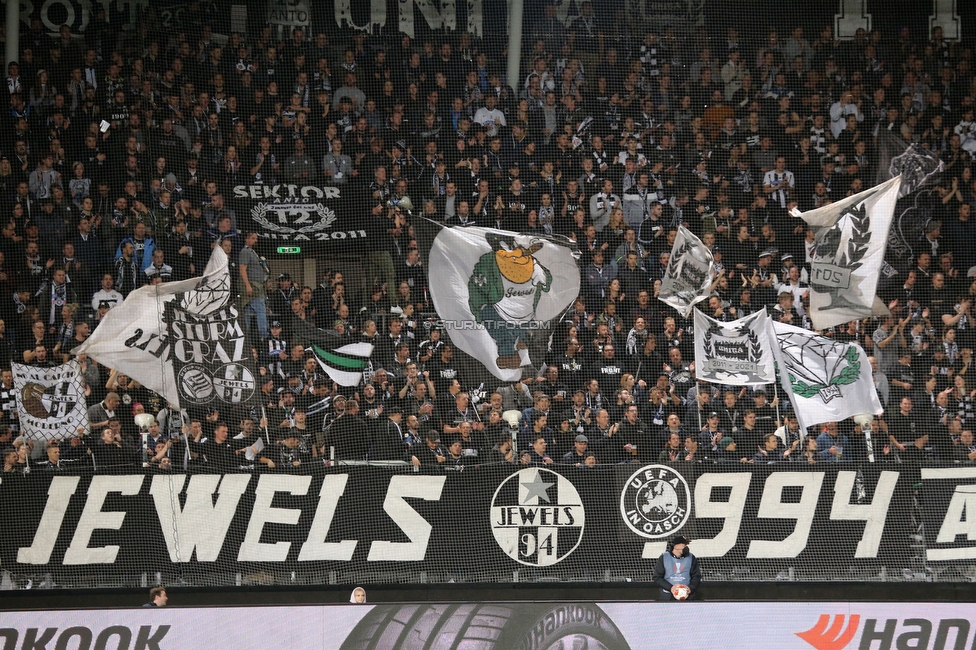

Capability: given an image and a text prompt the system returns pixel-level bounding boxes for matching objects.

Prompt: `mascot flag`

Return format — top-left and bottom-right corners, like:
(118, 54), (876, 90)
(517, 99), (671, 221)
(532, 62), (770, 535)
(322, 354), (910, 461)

(429, 226), (580, 381)
(693, 308), (775, 386)
(659, 226), (714, 318)
(770, 321), (883, 433)
(11, 361), (88, 440)
(796, 175), (902, 330)
(75, 247), (255, 410)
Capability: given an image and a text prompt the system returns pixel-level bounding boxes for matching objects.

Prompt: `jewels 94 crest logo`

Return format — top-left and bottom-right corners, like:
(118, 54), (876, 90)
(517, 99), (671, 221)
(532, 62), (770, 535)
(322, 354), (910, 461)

(620, 465), (691, 539)
(491, 468), (585, 566)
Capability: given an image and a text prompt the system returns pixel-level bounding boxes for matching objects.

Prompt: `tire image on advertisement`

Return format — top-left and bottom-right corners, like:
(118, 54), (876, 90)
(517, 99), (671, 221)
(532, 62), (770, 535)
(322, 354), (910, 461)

(338, 602), (631, 650)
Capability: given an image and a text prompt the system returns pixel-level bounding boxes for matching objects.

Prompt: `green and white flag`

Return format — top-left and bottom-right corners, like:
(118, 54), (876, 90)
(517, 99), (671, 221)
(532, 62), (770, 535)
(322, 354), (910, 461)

(798, 175), (902, 330)
(693, 308), (775, 385)
(658, 226), (714, 318)
(770, 322), (883, 432)
(294, 320), (372, 387)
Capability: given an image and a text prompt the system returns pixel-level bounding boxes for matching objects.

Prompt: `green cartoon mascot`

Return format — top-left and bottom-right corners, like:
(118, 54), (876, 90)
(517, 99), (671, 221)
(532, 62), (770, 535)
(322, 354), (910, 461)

(468, 233), (553, 370)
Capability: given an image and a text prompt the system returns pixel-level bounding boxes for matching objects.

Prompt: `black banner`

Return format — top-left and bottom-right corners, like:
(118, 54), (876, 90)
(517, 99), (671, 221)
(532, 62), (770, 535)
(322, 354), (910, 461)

(0, 463), (952, 586)
(230, 184), (369, 257)
(920, 466), (976, 564)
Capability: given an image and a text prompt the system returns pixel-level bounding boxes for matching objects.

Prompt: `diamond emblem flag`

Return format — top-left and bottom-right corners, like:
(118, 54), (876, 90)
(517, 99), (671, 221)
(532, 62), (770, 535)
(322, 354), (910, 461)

(769, 322), (883, 433)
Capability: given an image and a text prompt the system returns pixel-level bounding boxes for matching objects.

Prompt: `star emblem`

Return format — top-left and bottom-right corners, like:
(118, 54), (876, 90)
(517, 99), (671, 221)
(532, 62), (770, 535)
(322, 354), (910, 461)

(520, 471), (554, 504)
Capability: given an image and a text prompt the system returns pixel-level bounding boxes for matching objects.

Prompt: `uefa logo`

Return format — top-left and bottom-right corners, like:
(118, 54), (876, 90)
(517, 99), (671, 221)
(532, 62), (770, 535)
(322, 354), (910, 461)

(490, 468), (585, 567)
(619, 464), (691, 539)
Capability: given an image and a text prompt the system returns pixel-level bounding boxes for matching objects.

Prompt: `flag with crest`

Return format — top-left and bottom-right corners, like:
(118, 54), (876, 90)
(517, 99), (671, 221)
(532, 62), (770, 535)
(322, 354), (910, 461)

(694, 308), (775, 385)
(12, 361), (88, 440)
(74, 247), (255, 410)
(797, 176), (902, 330)
(658, 226), (714, 318)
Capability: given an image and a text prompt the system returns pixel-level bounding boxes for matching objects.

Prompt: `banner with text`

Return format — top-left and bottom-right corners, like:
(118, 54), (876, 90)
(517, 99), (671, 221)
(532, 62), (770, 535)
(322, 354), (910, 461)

(0, 463), (950, 587)
(232, 184), (368, 256)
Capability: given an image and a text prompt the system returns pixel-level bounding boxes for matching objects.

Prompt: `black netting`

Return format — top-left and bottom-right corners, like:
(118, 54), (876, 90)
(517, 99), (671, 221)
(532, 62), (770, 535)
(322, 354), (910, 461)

(1, 0), (975, 590)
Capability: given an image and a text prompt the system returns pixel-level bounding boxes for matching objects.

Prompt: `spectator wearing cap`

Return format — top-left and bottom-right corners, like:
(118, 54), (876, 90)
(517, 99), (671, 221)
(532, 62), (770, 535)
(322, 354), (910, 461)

(274, 427), (311, 468)
(699, 410), (725, 451)
(269, 272), (297, 317)
(747, 249), (778, 307)
(774, 412), (804, 455)
(443, 438), (473, 466)
(714, 436), (743, 463)
(411, 430), (447, 466)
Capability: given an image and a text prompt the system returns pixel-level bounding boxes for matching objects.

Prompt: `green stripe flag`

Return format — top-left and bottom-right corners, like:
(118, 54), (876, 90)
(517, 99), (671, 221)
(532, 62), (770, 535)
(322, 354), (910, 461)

(294, 320), (373, 387)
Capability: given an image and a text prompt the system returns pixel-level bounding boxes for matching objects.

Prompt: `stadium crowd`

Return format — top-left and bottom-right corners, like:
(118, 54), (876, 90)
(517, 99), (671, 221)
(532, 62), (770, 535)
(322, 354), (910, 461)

(2, 6), (976, 478)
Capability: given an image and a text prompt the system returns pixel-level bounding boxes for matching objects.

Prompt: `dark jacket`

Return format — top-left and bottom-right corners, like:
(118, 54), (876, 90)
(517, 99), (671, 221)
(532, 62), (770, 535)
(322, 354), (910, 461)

(327, 414), (369, 460)
(369, 418), (409, 461)
(652, 549), (702, 592)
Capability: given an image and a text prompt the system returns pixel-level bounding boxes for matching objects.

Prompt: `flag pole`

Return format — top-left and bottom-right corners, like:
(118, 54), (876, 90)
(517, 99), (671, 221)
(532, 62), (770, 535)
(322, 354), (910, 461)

(180, 408), (190, 470)
(261, 406), (271, 447)
(697, 385), (703, 433)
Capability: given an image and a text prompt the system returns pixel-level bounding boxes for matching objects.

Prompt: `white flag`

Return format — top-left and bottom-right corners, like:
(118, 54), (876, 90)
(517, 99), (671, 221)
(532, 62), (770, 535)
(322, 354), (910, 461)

(797, 175), (902, 330)
(12, 360), (88, 440)
(429, 226), (580, 381)
(694, 308), (775, 385)
(75, 247), (256, 410)
(770, 322), (883, 432)
(659, 226), (714, 318)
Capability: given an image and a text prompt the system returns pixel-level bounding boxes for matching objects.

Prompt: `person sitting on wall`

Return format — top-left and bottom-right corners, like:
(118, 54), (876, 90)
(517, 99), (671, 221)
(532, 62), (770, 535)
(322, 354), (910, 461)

(652, 535), (701, 600)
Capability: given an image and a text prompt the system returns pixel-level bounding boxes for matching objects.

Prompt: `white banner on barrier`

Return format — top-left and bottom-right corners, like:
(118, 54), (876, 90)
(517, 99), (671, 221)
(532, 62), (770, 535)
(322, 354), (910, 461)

(1, 602), (974, 649)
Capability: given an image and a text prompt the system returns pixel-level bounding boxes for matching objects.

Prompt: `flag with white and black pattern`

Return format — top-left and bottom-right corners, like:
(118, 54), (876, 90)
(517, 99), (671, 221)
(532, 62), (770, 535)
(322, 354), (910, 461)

(12, 360), (89, 440)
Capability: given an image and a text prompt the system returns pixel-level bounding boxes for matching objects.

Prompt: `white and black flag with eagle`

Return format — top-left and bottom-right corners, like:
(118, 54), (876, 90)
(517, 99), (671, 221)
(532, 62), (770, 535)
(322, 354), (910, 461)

(12, 361), (88, 440)
(658, 226), (714, 318)
(796, 176), (902, 330)
(693, 308), (775, 386)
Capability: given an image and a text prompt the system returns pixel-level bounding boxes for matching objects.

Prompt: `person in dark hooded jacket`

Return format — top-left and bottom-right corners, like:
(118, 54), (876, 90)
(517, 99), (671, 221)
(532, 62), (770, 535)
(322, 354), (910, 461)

(652, 535), (702, 600)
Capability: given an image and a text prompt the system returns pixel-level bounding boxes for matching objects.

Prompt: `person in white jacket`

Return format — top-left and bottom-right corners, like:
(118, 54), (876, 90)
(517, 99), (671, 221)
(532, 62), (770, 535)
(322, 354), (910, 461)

(829, 90), (863, 139)
(590, 179), (621, 231)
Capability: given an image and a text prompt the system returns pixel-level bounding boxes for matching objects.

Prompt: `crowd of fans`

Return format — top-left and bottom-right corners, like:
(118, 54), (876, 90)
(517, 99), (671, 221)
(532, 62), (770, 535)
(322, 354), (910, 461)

(2, 7), (976, 480)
